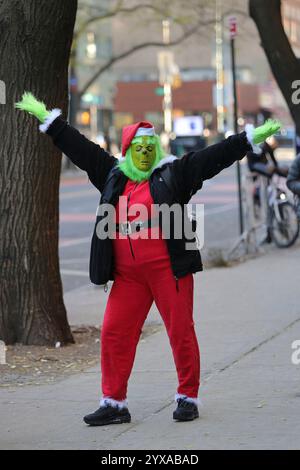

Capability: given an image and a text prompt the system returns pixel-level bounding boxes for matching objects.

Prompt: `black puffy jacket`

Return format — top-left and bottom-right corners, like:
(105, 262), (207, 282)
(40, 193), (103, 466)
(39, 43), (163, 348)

(287, 154), (300, 196)
(46, 117), (251, 285)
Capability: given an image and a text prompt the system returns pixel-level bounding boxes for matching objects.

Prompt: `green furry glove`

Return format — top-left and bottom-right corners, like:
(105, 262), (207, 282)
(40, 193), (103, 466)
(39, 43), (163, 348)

(15, 92), (50, 122)
(253, 119), (281, 144)
(246, 119), (281, 148)
(15, 92), (62, 132)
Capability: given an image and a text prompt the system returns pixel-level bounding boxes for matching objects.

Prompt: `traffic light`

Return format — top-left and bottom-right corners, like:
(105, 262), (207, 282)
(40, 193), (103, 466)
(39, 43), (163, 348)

(80, 111), (90, 126)
(172, 74), (182, 89)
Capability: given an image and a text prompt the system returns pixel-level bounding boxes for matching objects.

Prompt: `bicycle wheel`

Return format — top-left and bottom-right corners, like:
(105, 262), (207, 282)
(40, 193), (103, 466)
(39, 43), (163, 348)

(270, 202), (300, 248)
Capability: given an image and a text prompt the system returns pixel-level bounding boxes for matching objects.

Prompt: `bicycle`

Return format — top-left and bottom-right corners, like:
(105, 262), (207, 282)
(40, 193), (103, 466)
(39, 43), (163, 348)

(228, 163), (299, 262)
(256, 171), (299, 248)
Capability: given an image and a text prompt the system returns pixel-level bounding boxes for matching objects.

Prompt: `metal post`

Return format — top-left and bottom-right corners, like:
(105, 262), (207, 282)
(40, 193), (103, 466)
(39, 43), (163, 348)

(163, 83), (172, 135)
(162, 20), (173, 142)
(90, 104), (98, 141)
(66, 62), (79, 170)
(230, 31), (244, 235)
(215, 0), (225, 134)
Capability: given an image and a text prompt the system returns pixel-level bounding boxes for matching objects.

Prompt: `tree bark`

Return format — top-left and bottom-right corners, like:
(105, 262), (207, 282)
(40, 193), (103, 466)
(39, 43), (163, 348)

(0, 0), (77, 345)
(249, 0), (300, 134)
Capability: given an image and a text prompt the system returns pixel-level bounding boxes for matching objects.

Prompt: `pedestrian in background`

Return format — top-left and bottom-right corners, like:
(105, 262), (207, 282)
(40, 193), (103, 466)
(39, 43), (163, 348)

(287, 154), (300, 218)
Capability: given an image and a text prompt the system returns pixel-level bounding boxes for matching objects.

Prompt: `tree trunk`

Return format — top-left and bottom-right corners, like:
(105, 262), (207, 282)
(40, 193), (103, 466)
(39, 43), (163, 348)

(0, 0), (77, 345)
(249, 0), (300, 135)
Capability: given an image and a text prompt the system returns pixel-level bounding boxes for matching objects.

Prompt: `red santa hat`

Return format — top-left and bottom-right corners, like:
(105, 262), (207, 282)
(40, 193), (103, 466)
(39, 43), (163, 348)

(121, 121), (155, 157)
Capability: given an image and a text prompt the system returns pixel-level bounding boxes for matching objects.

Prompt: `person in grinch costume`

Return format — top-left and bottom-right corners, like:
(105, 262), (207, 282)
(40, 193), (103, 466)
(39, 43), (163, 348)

(15, 93), (280, 426)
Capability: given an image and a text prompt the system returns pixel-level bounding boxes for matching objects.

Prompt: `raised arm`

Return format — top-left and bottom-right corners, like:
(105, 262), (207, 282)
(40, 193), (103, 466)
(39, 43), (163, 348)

(15, 92), (117, 192)
(173, 120), (281, 197)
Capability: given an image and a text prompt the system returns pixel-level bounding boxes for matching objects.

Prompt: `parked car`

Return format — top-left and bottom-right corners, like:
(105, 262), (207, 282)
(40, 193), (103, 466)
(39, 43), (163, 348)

(275, 127), (295, 148)
(170, 135), (207, 157)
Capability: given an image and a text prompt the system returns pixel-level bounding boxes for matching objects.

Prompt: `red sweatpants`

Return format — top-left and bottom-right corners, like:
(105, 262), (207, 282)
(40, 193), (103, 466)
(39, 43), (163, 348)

(100, 235), (200, 401)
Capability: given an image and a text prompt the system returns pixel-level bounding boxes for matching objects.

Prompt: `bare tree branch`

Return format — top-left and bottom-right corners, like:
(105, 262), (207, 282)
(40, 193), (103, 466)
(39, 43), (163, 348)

(74, 2), (171, 41)
(78, 0), (123, 14)
(77, 18), (215, 99)
(74, 1), (248, 99)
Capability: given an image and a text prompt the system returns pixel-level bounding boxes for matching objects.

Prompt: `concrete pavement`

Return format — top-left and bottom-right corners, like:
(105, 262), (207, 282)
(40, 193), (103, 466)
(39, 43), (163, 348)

(1, 244), (300, 449)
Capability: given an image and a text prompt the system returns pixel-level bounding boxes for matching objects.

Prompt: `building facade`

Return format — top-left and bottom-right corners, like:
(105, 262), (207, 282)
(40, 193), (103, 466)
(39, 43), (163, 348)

(282, 0), (300, 57)
(110, 0), (296, 137)
(72, 0), (298, 143)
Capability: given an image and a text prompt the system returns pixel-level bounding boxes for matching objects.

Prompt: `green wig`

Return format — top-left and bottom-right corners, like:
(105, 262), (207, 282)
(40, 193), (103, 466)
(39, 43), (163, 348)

(118, 135), (165, 182)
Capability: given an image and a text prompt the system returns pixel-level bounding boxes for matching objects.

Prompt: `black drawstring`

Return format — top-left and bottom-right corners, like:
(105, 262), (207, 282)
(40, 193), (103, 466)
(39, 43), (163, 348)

(175, 277), (179, 292)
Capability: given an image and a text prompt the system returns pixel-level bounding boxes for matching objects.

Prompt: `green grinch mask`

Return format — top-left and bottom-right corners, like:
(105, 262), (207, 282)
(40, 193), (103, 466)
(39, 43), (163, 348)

(118, 135), (165, 182)
(131, 136), (156, 171)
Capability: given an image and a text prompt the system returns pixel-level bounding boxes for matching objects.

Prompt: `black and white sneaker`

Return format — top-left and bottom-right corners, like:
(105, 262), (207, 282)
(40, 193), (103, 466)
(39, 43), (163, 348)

(173, 397), (199, 422)
(83, 404), (131, 426)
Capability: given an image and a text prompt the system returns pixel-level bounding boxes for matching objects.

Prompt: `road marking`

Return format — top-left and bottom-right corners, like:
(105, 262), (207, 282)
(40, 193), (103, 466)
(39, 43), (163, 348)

(60, 269), (89, 277)
(59, 237), (91, 248)
(60, 213), (95, 222)
(60, 258), (88, 264)
(205, 203), (237, 216)
(192, 195), (236, 203)
(205, 183), (238, 191)
(60, 189), (97, 200)
(60, 177), (89, 187)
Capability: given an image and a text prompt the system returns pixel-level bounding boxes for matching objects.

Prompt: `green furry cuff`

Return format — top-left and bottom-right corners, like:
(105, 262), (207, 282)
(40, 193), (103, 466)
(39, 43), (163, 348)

(15, 92), (50, 123)
(253, 119), (281, 145)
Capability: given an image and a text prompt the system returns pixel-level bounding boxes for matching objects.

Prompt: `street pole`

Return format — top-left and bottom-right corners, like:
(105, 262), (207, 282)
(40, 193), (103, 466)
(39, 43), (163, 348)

(215, 0), (225, 134)
(230, 17), (244, 235)
(67, 60), (78, 170)
(162, 20), (173, 143)
(90, 104), (98, 142)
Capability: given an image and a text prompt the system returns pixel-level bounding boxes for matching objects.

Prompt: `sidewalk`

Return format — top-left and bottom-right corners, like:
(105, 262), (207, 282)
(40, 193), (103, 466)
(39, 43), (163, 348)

(1, 245), (300, 449)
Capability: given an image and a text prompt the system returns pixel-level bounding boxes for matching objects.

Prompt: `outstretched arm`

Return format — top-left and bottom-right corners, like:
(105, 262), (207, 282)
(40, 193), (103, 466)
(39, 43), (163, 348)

(173, 120), (281, 198)
(15, 93), (117, 192)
